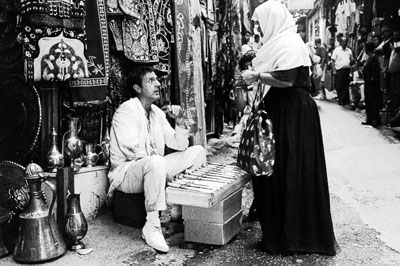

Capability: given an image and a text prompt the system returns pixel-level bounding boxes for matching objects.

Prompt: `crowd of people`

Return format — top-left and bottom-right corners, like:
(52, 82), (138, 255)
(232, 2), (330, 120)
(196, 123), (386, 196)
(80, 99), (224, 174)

(305, 25), (400, 128)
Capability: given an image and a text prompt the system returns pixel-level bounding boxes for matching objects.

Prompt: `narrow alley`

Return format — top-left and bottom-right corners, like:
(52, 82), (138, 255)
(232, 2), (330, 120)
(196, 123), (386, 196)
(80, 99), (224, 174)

(2, 97), (400, 266)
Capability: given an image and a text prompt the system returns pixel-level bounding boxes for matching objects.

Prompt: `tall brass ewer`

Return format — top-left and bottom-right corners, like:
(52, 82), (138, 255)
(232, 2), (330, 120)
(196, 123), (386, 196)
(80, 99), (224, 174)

(64, 193), (87, 251)
(13, 163), (67, 262)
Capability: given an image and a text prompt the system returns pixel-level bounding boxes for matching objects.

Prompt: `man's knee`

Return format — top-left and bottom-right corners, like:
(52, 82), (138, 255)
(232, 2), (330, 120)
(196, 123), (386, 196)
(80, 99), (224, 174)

(188, 145), (206, 159)
(147, 155), (166, 167)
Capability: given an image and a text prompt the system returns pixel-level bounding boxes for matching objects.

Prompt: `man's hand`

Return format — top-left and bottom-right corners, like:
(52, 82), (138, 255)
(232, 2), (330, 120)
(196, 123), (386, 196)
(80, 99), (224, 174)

(162, 105), (186, 126)
(162, 105), (183, 119)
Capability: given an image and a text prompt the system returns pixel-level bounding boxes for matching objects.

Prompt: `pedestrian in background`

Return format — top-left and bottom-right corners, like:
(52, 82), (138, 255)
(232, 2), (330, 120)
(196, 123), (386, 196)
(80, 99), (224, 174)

(241, 32), (253, 56)
(388, 29), (400, 126)
(240, 0), (338, 256)
(375, 24), (393, 112)
(362, 41), (382, 127)
(331, 36), (355, 105)
(252, 34), (262, 51)
(313, 37), (329, 100)
(349, 30), (369, 110)
(349, 65), (365, 110)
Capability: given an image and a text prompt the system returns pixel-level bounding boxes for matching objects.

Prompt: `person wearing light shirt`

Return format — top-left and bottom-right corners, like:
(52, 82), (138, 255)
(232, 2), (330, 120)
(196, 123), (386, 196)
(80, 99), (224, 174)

(107, 66), (206, 253)
(331, 36), (355, 105)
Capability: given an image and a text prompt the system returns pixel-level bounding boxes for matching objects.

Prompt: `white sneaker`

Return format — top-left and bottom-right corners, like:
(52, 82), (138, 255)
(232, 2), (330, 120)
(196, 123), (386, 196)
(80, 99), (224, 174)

(142, 221), (169, 253)
(313, 93), (326, 100)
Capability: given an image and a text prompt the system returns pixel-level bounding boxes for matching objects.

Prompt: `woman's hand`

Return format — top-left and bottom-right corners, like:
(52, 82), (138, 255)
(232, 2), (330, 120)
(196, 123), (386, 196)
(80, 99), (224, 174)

(240, 70), (258, 85)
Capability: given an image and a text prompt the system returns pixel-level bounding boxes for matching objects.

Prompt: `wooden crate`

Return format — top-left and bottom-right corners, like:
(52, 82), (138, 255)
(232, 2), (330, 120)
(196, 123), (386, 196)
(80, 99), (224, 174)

(182, 188), (242, 224)
(166, 164), (250, 208)
(184, 210), (242, 245)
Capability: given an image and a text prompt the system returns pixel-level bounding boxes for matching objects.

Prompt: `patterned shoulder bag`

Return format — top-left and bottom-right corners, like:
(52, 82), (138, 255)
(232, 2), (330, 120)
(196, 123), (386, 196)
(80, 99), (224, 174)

(237, 84), (275, 176)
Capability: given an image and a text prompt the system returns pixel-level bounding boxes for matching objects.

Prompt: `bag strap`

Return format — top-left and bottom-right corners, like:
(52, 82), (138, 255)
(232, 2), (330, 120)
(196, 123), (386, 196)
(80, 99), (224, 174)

(251, 82), (266, 112)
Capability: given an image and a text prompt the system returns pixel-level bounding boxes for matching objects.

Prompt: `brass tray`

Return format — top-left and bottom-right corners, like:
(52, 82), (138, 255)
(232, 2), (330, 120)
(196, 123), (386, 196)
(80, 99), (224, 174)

(0, 75), (41, 162)
(0, 160), (29, 212)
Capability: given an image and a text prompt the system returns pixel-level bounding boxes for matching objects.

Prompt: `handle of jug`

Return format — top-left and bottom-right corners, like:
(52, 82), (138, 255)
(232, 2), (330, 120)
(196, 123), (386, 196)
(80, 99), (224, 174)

(44, 180), (57, 217)
(95, 144), (104, 156)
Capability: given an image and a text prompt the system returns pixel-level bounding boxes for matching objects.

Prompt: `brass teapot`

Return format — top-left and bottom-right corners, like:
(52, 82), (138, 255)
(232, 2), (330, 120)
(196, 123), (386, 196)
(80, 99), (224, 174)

(84, 143), (103, 167)
(13, 163), (66, 262)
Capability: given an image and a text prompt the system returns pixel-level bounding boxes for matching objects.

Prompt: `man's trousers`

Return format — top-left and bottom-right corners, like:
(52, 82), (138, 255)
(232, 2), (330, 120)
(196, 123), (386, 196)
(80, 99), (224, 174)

(118, 145), (206, 212)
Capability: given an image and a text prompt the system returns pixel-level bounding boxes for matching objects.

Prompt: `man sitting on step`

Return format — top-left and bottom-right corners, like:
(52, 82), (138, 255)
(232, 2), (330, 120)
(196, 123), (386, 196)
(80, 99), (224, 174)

(107, 66), (206, 253)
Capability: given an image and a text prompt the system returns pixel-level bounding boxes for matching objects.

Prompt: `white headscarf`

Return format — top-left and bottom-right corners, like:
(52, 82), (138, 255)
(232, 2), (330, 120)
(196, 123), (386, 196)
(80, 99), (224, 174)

(251, 0), (311, 73)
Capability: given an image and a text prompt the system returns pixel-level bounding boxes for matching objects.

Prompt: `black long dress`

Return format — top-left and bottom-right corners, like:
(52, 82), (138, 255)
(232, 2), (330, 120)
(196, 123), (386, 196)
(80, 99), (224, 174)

(252, 66), (338, 256)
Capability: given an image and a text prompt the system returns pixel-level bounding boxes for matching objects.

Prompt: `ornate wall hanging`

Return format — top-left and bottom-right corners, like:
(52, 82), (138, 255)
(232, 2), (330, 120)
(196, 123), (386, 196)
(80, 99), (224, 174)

(152, 0), (173, 73)
(121, 0), (159, 63)
(19, 0), (87, 82)
(68, 0), (110, 102)
(34, 32), (88, 81)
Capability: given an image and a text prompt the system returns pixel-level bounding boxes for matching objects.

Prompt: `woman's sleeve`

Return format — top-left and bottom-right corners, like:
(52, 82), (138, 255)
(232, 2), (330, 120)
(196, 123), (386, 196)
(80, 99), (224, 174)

(270, 68), (299, 83)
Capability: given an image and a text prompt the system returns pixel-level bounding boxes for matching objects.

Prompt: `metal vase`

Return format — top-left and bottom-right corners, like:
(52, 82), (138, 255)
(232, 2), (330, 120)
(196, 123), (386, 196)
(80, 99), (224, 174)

(13, 168), (67, 262)
(64, 193), (88, 251)
(46, 128), (64, 172)
(62, 117), (83, 167)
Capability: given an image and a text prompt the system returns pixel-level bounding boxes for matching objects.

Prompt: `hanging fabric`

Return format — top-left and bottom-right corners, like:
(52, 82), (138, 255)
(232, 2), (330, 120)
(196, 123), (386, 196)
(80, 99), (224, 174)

(152, 0), (173, 73)
(207, 0), (215, 24)
(209, 30), (218, 78)
(173, 0), (206, 146)
(18, 0), (88, 82)
(108, 18), (124, 52)
(68, 0), (110, 102)
(120, 0), (159, 63)
(119, 0), (172, 74)
(0, 0), (23, 77)
(33, 33), (88, 81)
(242, 0), (251, 33)
(107, 0), (124, 51)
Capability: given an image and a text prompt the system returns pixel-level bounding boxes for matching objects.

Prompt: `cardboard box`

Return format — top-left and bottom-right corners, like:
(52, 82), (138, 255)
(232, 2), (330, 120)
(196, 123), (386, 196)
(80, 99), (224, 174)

(182, 188), (242, 224)
(184, 210), (243, 245)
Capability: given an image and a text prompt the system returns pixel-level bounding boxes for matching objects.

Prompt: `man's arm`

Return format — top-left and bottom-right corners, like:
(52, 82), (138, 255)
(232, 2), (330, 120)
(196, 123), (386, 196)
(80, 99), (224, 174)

(161, 106), (189, 151)
(320, 47), (328, 66)
(349, 48), (356, 66)
(112, 108), (147, 161)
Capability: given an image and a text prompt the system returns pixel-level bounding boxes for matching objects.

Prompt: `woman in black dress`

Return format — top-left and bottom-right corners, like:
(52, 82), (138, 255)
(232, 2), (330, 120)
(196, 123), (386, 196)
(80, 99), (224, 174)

(240, 1), (338, 256)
